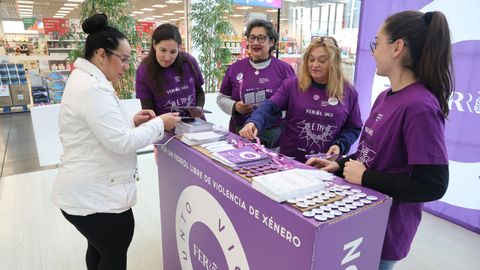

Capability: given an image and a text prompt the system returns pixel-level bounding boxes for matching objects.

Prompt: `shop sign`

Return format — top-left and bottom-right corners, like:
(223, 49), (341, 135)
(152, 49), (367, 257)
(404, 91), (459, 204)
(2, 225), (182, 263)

(136, 21), (156, 36)
(233, 0), (282, 9)
(43, 18), (70, 36)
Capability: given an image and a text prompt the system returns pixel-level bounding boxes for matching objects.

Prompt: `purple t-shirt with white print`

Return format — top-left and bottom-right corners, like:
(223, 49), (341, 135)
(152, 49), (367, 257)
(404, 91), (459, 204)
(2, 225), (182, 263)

(219, 57), (295, 132)
(355, 82), (448, 260)
(136, 52), (204, 115)
(269, 77), (362, 163)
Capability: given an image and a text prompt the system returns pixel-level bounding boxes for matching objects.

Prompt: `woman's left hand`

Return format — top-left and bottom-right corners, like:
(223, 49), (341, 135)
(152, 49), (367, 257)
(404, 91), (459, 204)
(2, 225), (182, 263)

(134, 109), (156, 127)
(343, 159), (366, 185)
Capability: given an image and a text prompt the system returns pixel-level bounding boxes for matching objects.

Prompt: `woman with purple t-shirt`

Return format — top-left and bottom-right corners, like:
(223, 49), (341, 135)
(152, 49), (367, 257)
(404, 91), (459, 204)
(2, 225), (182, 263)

(307, 11), (452, 270)
(217, 19), (295, 148)
(240, 37), (362, 163)
(136, 24), (205, 115)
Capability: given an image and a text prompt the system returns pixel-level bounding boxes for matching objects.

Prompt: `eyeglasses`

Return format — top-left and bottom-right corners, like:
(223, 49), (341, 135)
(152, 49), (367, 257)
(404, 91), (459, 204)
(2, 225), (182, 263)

(311, 36), (338, 48)
(247, 35), (268, 43)
(105, 49), (130, 64)
(369, 39), (400, 53)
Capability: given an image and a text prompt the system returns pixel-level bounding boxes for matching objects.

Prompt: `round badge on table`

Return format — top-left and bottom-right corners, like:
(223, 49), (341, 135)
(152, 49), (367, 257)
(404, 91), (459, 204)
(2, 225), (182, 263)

(328, 97), (339, 106)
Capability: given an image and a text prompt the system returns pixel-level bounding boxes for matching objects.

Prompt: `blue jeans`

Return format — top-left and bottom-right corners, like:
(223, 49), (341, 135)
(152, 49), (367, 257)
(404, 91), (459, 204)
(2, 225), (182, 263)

(379, 259), (397, 270)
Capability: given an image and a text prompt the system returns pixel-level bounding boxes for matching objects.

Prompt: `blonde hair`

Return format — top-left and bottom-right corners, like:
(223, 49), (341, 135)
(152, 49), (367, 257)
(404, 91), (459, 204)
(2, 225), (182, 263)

(298, 38), (348, 101)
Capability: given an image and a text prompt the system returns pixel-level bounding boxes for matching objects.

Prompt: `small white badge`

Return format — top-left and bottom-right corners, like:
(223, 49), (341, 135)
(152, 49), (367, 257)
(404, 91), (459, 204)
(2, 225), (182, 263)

(313, 94), (320, 101)
(328, 97), (339, 106)
(236, 73), (243, 81)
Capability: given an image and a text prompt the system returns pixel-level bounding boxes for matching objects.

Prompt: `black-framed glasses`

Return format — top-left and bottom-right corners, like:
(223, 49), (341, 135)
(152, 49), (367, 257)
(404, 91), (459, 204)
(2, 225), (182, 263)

(247, 35), (267, 43)
(369, 41), (378, 53)
(311, 36), (338, 48)
(105, 49), (130, 64)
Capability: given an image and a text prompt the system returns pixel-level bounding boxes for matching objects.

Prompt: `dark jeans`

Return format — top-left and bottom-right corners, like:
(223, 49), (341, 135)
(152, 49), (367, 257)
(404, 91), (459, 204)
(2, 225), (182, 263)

(62, 209), (135, 270)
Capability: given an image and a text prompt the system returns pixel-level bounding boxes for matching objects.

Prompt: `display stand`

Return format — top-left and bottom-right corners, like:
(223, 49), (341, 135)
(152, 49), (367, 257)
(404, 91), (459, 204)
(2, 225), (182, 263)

(156, 136), (392, 270)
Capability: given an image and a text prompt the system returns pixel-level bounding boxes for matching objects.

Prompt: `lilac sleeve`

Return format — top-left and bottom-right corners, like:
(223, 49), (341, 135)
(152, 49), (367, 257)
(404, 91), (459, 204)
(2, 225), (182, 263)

(219, 66), (233, 96)
(268, 77), (295, 111)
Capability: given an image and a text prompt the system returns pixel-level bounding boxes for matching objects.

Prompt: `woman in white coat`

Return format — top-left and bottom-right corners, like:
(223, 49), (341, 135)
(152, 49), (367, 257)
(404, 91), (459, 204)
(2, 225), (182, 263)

(51, 14), (180, 270)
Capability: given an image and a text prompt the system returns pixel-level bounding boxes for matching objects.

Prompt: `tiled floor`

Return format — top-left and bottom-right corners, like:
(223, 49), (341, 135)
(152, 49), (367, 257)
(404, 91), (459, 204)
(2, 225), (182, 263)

(0, 111), (479, 270)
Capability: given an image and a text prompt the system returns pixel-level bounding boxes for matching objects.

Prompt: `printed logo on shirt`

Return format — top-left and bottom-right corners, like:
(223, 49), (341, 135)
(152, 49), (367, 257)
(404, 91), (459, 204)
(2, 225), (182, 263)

(165, 94), (196, 110)
(375, 113), (383, 122)
(356, 141), (376, 168)
(258, 77), (270, 84)
(297, 120), (337, 148)
(174, 76), (181, 83)
(364, 126), (374, 136)
(305, 108), (335, 118)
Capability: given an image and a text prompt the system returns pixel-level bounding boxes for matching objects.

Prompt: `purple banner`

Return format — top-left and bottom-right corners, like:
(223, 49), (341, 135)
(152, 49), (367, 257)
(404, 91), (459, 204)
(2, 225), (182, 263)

(233, 0), (282, 9)
(355, 0), (480, 233)
(156, 137), (391, 269)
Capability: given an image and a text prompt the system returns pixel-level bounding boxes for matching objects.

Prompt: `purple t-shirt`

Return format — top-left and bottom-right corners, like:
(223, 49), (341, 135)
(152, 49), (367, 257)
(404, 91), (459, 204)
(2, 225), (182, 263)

(219, 57), (295, 132)
(355, 82), (448, 260)
(270, 77), (362, 162)
(135, 52), (204, 115)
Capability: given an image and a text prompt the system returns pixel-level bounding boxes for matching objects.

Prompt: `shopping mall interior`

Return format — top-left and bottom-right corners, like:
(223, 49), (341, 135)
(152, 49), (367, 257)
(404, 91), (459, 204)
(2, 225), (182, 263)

(1, 0), (479, 269)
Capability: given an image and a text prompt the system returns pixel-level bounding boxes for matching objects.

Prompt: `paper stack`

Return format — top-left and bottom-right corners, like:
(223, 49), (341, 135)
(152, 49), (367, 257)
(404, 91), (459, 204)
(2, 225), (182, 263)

(252, 169), (328, 202)
(174, 119), (214, 135)
(181, 131), (227, 146)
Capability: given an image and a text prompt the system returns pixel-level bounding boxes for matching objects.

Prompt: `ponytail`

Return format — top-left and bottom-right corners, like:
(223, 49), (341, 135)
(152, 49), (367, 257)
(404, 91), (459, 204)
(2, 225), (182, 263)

(384, 10), (454, 117)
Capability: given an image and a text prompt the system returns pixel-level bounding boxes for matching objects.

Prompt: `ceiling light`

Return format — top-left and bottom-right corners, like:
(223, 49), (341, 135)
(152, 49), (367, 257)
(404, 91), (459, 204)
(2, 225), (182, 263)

(153, 15), (164, 18)
(236, 6), (253, 10)
(64, 3), (78, 7)
(166, 0), (183, 4)
(18, 8), (33, 11)
(67, 0), (85, 2)
(163, 13), (175, 16)
(17, 5), (33, 8)
(131, 11), (144, 14)
(144, 17), (154, 20)
(60, 7), (74, 10)
(174, 10), (184, 13)
(152, 4), (167, 8)
(53, 16), (65, 18)
(230, 14), (243, 17)
(17, 1), (34, 4)
(57, 10), (70, 14)
(141, 8), (155, 11)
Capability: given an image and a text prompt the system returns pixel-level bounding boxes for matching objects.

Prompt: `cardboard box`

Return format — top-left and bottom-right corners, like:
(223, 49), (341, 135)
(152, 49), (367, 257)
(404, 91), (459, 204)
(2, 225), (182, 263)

(0, 85), (13, 107)
(9, 84), (31, 106)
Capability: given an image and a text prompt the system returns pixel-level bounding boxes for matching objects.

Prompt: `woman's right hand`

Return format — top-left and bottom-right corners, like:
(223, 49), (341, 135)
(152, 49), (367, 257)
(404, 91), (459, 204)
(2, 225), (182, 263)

(235, 101), (254, 114)
(305, 158), (340, 173)
(159, 112), (181, 130)
(239, 122), (258, 139)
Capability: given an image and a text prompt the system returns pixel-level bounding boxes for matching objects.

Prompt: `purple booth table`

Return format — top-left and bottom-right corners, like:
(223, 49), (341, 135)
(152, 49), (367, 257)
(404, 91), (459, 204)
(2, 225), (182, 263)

(156, 137), (391, 270)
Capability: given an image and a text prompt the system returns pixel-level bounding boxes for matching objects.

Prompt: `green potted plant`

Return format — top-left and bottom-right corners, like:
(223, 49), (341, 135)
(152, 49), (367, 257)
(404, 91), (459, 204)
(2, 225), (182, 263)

(67, 0), (141, 99)
(190, 0), (234, 93)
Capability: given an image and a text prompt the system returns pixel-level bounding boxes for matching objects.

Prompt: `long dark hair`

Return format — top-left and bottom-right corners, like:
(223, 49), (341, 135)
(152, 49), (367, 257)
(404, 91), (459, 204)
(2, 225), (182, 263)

(142, 23), (185, 97)
(82, 13), (126, 61)
(384, 10), (454, 117)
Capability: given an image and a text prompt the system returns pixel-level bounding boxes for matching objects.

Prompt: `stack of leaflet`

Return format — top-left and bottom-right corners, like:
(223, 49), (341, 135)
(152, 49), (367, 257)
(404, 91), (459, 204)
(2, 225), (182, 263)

(252, 169), (328, 202)
(181, 131), (227, 146)
(174, 119), (214, 135)
(211, 146), (270, 168)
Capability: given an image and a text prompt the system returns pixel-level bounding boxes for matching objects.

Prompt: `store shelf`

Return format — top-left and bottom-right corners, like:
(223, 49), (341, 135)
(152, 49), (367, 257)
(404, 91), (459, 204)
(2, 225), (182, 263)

(0, 105), (29, 113)
(48, 48), (74, 51)
(3, 55), (69, 61)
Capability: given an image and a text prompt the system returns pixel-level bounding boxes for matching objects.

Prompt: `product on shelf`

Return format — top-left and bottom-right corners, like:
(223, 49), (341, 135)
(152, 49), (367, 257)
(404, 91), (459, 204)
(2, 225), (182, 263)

(44, 71), (69, 104)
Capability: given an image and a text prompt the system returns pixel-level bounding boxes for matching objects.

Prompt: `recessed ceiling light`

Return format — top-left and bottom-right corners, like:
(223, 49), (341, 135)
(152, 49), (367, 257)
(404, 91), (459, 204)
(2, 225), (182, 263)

(163, 13), (175, 16)
(17, 1), (34, 4)
(64, 3), (78, 7)
(236, 6), (253, 10)
(67, 0), (85, 2)
(53, 16), (65, 18)
(166, 0), (182, 4)
(60, 7), (74, 10)
(141, 8), (155, 11)
(57, 10), (70, 14)
(17, 5), (33, 8)
(230, 14), (243, 17)
(18, 8), (33, 11)
(144, 17), (154, 20)
(131, 11), (144, 14)
(153, 15), (164, 18)
(152, 4), (167, 8)
(174, 10), (184, 13)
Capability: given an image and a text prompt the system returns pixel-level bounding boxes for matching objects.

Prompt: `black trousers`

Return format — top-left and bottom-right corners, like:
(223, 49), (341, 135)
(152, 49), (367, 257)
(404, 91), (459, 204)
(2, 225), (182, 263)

(62, 209), (135, 270)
